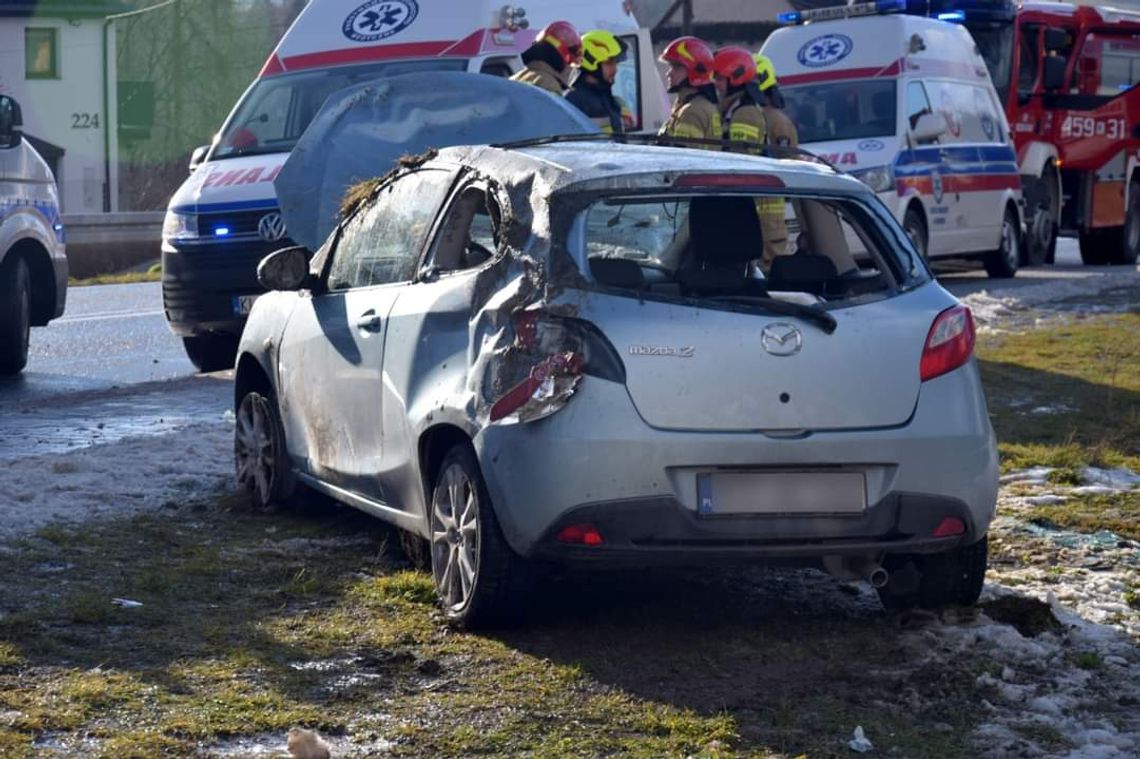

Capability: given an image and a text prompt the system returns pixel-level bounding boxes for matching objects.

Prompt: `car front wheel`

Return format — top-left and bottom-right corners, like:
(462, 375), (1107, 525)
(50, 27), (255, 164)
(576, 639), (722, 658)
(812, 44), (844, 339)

(878, 535), (988, 611)
(234, 389), (295, 511)
(430, 444), (529, 628)
(0, 255), (31, 376)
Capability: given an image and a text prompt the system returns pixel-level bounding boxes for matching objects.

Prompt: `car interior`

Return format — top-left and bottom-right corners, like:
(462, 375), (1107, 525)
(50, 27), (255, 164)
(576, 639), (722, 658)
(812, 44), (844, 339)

(580, 194), (899, 304)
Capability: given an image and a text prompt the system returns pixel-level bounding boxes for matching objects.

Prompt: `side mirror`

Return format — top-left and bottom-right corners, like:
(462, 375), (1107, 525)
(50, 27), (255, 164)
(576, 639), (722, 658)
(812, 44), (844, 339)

(1043, 55), (1067, 91)
(257, 245), (312, 291)
(188, 144), (210, 173)
(1043, 27), (1068, 52)
(910, 112), (947, 144)
(0, 95), (24, 148)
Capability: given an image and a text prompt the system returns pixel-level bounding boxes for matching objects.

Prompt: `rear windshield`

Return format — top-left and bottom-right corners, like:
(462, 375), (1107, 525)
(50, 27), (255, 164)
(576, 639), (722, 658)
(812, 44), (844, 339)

(782, 80), (897, 143)
(574, 193), (923, 304)
(212, 59), (468, 160)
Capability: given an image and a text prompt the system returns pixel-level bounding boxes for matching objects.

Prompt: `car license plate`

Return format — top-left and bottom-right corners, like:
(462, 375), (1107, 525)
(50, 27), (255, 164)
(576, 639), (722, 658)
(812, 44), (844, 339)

(696, 471), (866, 516)
(232, 294), (260, 316)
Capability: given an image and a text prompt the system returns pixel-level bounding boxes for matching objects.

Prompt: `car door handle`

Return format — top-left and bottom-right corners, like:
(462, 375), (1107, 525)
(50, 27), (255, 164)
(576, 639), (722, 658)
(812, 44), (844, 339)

(355, 310), (383, 333)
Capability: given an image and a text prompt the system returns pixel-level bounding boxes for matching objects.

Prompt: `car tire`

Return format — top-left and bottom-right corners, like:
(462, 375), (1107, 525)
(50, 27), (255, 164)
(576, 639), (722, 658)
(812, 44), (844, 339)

(878, 535), (988, 611)
(903, 206), (928, 261)
(234, 389), (296, 512)
(183, 334), (239, 373)
(0, 255), (31, 376)
(983, 206), (1020, 279)
(430, 443), (529, 629)
(1024, 167), (1058, 267)
(1118, 181), (1140, 265)
(1079, 228), (1115, 265)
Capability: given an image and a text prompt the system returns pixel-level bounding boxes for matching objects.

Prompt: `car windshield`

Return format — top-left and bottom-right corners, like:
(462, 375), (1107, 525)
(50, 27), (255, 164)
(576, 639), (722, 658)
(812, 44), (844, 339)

(782, 80), (897, 144)
(212, 59), (469, 160)
(574, 192), (925, 305)
(968, 22), (1015, 104)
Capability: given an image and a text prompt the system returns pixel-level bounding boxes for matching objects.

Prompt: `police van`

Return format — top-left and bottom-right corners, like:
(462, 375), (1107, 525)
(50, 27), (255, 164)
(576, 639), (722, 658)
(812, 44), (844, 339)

(0, 95), (66, 376)
(761, 0), (1024, 278)
(163, 0), (668, 372)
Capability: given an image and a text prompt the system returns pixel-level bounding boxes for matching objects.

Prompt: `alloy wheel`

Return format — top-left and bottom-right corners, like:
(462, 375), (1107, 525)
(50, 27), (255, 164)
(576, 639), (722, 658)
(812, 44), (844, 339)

(235, 393), (277, 507)
(431, 462), (480, 611)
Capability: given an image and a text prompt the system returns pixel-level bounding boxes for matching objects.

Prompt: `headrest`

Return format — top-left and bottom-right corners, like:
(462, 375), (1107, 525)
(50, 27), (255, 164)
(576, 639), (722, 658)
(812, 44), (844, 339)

(688, 196), (764, 268)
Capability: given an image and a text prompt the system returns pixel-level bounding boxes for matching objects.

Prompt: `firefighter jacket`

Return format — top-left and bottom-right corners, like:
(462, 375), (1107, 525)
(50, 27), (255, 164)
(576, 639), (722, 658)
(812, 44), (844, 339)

(510, 59), (569, 95)
(762, 104), (799, 150)
(566, 74), (624, 134)
(660, 86), (721, 142)
(720, 88), (767, 150)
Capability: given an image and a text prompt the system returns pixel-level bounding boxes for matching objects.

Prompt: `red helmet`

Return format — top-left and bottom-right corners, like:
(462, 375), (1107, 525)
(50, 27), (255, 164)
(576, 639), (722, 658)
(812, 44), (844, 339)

(534, 21), (582, 67)
(660, 36), (715, 87)
(713, 46), (757, 89)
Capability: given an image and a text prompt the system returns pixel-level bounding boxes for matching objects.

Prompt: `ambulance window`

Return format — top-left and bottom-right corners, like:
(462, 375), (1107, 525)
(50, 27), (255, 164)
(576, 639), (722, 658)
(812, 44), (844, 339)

(612, 35), (642, 131)
(480, 59), (514, 78)
(906, 82), (932, 130)
(1018, 24), (1040, 95)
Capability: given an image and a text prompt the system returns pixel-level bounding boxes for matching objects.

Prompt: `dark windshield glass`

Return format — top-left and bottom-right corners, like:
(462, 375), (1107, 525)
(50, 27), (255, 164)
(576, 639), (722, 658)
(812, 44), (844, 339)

(968, 22), (1015, 105)
(212, 59), (468, 160)
(782, 80), (897, 143)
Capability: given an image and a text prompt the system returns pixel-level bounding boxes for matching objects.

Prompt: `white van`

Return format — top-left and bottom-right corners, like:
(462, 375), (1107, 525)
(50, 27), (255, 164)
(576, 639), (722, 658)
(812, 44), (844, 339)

(162, 0), (668, 371)
(0, 95), (67, 375)
(761, 2), (1024, 278)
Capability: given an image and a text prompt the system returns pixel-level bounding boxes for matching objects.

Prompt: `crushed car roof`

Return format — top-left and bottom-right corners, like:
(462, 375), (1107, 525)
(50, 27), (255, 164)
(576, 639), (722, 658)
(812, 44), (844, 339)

(436, 140), (870, 195)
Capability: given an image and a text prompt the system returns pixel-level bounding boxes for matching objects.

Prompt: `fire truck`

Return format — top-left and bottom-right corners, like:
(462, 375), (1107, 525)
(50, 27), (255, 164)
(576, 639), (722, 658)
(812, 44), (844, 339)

(904, 0), (1140, 265)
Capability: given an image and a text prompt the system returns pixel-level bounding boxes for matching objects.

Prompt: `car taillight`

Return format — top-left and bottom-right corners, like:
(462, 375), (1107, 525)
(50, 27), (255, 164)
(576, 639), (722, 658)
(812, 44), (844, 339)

(489, 310), (625, 424)
(556, 523), (605, 546)
(920, 305), (976, 382)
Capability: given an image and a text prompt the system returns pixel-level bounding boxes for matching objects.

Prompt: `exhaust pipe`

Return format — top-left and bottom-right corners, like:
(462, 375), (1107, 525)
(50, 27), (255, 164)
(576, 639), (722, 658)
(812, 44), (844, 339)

(823, 555), (890, 588)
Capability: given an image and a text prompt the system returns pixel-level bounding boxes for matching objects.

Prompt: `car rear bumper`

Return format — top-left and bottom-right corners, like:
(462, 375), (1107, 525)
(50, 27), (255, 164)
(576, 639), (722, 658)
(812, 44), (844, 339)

(161, 239), (287, 337)
(474, 360), (998, 562)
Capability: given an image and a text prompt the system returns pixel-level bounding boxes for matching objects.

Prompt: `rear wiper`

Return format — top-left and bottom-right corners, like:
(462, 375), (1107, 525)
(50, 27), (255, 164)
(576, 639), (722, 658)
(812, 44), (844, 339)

(712, 295), (838, 334)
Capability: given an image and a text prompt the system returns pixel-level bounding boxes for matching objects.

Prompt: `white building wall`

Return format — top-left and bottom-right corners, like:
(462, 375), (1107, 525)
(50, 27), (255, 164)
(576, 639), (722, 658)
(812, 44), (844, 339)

(0, 18), (112, 213)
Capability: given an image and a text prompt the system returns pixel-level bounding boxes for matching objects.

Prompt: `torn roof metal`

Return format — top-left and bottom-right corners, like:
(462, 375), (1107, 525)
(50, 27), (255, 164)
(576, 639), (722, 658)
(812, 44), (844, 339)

(275, 71), (599, 251)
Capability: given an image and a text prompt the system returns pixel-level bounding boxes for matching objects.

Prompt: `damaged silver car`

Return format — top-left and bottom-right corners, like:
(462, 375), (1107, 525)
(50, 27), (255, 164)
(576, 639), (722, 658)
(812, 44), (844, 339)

(234, 73), (998, 628)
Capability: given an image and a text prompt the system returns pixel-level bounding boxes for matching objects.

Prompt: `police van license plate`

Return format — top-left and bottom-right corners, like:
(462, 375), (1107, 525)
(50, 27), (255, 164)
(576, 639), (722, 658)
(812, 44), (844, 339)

(232, 294), (260, 316)
(696, 471), (866, 516)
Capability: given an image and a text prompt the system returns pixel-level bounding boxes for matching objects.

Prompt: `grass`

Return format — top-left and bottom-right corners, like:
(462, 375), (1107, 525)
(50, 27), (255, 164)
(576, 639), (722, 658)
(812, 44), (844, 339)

(1028, 491), (1140, 541)
(69, 263), (161, 287)
(0, 498), (995, 758)
(977, 312), (1140, 474)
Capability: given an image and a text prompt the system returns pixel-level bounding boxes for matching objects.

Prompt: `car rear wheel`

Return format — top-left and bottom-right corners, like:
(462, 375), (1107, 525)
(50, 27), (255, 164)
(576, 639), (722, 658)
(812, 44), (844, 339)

(430, 444), (529, 628)
(0, 255), (31, 376)
(983, 207), (1020, 279)
(878, 535), (988, 611)
(183, 334), (239, 373)
(235, 389), (295, 512)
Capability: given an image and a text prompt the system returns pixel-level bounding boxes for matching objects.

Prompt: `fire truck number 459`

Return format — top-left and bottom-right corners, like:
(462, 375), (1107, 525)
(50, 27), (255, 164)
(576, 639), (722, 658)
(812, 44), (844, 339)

(1060, 115), (1128, 140)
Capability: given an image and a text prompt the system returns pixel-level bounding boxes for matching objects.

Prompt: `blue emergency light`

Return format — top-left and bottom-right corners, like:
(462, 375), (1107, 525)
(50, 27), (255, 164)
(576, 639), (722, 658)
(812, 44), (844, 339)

(780, 0), (907, 26)
(778, 11), (801, 24)
(937, 10), (967, 22)
(214, 226), (231, 237)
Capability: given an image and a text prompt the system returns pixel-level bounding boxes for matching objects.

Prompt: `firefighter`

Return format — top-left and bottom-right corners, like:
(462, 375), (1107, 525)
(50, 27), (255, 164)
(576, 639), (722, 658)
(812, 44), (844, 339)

(565, 30), (629, 134)
(658, 36), (721, 141)
(713, 46), (766, 151)
(754, 52), (799, 269)
(510, 21), (582, 95)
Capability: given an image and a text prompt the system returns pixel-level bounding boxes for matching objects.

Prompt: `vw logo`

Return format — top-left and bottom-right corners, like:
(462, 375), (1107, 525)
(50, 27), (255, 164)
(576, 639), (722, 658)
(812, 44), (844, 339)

(257, 212), (287, 242)
(342, 0), (419, 43)
(760, 323), (803, 357)
(797, 34), (853, 68)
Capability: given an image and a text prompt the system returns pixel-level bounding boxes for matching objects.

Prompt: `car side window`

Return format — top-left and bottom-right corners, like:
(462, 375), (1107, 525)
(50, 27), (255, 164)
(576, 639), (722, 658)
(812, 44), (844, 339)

(906, 81), (932, 130)
(326, 169), (454, 291)
(425, 185), (502, 273)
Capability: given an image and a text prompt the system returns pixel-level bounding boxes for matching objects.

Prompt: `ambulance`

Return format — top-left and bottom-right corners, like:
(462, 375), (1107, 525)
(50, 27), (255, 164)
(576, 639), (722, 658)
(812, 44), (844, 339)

(162, 0), (668, 372)
(762, 0), (1025, 278)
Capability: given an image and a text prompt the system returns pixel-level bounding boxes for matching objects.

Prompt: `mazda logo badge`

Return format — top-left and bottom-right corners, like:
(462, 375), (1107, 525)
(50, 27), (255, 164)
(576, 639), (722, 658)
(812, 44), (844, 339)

(761, 323), (803, 357)
(257, 212), (287, 242)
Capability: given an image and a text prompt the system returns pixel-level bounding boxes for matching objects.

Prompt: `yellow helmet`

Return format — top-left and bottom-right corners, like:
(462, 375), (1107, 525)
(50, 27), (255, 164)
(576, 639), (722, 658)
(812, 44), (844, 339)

(753, 53), (778, 91)
(580, 29), (628, 72)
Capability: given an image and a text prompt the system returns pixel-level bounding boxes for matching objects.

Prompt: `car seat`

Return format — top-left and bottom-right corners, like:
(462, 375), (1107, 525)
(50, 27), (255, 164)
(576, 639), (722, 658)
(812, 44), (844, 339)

(678, 196), (766, 296)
